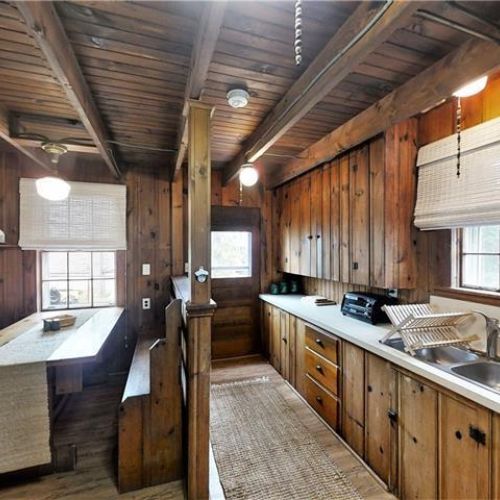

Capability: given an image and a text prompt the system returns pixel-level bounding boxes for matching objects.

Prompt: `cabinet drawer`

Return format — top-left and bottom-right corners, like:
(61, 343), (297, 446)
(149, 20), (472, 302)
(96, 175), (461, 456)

(305, 324), (338, 364)
(305, 347), (339, 396)
(305, 374), (340, 430)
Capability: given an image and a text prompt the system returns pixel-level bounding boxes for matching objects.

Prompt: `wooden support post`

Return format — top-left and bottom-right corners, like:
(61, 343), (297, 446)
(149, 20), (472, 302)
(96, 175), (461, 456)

(186, 100), (216, 500)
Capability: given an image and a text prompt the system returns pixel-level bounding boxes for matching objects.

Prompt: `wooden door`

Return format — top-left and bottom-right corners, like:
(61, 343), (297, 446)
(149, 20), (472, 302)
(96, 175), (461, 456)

(270, 305), (281, 372)
(310, 168), (322, 278)
(365, 353), (398, 491)
(349, 145), (370, 286)
(439, 393), (490, 499)
(211, 206), (260, 359)
(279, 310), (290, 380)
(342, 342), (365, 457)
(294, 317), (306, 396)
(299, 174), (312, 276)
(398, 373), (438, 500)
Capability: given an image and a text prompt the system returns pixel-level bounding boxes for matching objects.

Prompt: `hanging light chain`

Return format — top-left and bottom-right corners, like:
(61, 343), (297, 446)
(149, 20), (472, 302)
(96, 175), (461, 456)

(456, 96), (462, 178)
(294, 0), (303, 66)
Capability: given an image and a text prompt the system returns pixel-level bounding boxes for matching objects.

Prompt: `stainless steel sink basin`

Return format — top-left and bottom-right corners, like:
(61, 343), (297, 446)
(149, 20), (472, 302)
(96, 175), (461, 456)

(385, 338), (480, 365)
(452, 362), (500, 392)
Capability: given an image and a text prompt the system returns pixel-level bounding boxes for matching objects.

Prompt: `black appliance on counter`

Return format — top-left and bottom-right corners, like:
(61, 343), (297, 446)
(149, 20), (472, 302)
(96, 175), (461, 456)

(341, 292), (398, 324)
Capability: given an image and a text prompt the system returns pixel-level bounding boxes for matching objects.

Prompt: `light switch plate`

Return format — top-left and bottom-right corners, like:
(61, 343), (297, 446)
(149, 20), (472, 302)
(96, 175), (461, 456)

(142, 263), (151, 276)
(142, 298), (151, 310)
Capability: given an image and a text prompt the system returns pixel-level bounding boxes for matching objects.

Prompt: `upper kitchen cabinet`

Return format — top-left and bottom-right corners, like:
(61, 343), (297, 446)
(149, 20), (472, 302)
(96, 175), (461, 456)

(275, 118), (418, 290)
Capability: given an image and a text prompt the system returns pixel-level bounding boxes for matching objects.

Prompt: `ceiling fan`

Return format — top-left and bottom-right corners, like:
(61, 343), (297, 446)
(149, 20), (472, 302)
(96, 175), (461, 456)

(15, 132), (94, 164)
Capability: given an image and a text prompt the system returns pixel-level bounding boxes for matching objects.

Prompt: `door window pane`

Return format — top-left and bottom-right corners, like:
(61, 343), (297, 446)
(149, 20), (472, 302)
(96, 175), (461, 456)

(211, 231), (252, 278)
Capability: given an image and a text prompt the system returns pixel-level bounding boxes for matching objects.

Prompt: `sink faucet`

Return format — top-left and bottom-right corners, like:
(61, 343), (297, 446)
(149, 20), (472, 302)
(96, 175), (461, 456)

(473, 311), (500, 360)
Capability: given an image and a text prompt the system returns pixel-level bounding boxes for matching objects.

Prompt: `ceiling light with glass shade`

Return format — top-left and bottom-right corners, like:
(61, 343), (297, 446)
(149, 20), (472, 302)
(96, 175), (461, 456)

(239, 163), (259, 187)
(36, 176), (71, 201)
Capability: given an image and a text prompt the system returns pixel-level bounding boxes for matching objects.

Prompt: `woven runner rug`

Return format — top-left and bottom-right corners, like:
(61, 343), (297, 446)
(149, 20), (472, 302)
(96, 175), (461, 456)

(211, 377), (363, 500)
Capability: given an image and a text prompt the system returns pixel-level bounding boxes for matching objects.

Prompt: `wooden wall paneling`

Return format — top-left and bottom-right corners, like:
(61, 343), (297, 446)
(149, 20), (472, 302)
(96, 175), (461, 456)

(339, 154), (350, 283)
(320, 162), (331, 280)
(330, 159), (340, 282)
(310, 167), (322, 278)
(483, 72), (500, 121)
(299, 174), (312, 277)
(261, 187), (275, 293)
(349, 145), (369, 286)
(289, 179), (301, 275)
(417, 100), (455, 146)
(369, 136), (385, 288)
(398, 373), (438, 500)
(438, 393), (491, 499)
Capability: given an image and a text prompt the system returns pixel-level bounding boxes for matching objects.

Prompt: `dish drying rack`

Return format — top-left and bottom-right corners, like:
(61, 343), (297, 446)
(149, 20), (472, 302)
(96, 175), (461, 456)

(380, 303), (478, 355)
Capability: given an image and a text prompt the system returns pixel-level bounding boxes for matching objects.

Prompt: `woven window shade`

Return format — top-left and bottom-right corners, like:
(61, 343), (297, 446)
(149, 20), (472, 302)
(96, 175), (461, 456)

(414, 117), (500, 230)
(19, 178), (127, 250)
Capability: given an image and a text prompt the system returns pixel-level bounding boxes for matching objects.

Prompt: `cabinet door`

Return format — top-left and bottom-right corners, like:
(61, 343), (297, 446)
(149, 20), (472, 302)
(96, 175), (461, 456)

(310, 168), (322, 278)
(398, 373), (438, 500)
(365, 353), (398, 490)
(279, 184), (291, 273)
(270, 306), (281, 372)
(289, 180), (301, 275)
(339, 154), (350, 283)
(493, 413), (500, 500)
(279, 311), (290, 380)
(439, 393), (490, 499)
(342, 342), (365, 457)
(320, 163), (331, 280)
(262, 302), (272, 359)
(330, 159), (341, 282)
(294, 318), (306, 397)
(299, 174), (312, 276)
(288, 314), (296, 386)
(349, 145), (370, 286)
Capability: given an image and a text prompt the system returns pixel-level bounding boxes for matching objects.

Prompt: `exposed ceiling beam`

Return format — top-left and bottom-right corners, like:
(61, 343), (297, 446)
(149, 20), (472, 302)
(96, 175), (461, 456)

(268, 38), (500, 188)
(0, 103), (56, 173)
(221, 0), (420, 185)
(173, 1), (226, 179)
(16, 1), (121, 178)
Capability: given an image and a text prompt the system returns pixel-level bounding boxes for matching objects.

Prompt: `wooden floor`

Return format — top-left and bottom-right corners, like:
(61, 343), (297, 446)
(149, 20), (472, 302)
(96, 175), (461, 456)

(1, 357), (392, 500)
(0, 374), (185, 500)
(211, 355), (395, 500)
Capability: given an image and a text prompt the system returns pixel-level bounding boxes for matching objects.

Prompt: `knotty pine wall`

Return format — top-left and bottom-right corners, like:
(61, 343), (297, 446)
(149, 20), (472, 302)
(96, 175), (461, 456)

(300, 71), (500, 305)
(0, 147), (173, 369)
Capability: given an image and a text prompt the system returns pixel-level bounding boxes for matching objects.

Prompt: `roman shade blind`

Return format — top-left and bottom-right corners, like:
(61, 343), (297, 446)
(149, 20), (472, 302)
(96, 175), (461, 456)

(19, 178), (127, 250)
(414, 117), (500, 230)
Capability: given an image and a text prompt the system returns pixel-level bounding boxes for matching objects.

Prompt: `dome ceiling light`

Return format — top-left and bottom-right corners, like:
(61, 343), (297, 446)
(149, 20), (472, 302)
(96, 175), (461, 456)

(36, 176), (71, 201)
(453, 76), (488, 98)
(239, 163), (259, 187)
(227, 89), (250, 109)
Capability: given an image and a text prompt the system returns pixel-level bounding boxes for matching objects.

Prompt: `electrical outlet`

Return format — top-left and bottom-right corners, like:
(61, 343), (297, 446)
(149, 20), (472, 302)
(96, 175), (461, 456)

(184, 262), (189, 273)
(142, 263), (151, 276)
(142, 298), (151, 310)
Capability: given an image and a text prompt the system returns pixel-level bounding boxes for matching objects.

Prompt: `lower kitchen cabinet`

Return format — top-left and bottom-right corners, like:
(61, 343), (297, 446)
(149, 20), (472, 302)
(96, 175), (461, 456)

(270, 305), (281, 372)
(365, 353), (398, 491)
(439, 393), (490, 499)
(304, 374), (340, 430)
(398, 373), (438, 500)
(493, 413), (500, 500)
(342, 342), (365, 457)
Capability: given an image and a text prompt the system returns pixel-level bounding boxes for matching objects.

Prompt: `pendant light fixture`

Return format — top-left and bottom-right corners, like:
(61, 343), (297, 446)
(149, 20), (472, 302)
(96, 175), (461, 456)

(452, 76), (488, 178)
(36, 176), (71, 201)
(239, 163), (259, 187)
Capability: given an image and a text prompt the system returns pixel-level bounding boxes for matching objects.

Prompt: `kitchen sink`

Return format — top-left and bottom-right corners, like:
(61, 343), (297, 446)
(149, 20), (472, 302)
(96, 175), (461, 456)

(385, 338), (480, 365)
(385, 338), (499, 394)
(452, 362), (500, 392)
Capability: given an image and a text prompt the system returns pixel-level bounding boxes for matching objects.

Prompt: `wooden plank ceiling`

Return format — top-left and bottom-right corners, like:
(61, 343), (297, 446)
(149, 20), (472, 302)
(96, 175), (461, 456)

(0, 1), (499, 178)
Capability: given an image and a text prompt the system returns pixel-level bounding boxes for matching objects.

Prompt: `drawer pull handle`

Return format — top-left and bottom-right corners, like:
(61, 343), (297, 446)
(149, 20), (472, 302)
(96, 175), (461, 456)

(315, 364), (323, 372)
(315, 396), (323, 404)
(315, 338), (323, 346)
(469, 425), (486, 445)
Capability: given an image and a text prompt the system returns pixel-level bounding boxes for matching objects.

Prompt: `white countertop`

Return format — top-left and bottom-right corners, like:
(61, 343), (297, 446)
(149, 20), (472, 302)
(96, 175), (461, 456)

(260, 294), (500, 413)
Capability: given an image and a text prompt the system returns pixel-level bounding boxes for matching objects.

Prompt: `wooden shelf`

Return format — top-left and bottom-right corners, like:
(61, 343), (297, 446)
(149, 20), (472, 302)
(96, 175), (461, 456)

(0, 244), (19, 249)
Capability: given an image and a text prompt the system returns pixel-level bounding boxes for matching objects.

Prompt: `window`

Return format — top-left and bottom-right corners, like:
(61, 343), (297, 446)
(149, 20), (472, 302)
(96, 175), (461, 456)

(457, 226), (500, 292)
(211, 231), (252, 278)
(41, 251), (117, 310)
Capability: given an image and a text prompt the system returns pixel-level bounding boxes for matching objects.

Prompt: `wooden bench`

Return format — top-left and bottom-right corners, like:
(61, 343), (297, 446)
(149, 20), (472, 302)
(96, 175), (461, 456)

(118, 299), (183, 493)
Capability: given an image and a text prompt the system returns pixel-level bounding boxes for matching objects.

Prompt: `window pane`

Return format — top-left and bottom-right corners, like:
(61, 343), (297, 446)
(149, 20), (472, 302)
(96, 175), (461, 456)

(92, 252), (116, 278)
(93, 279), (116, 306)
(211, 231), (252, 278)
(463, 225), (500, 254)
(68, 280), (91, 308)
(68, 252), (91, 279)
(42, 252), (67, 280)
(462, 255), (500, 291)
(42, 281), (68, 310)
